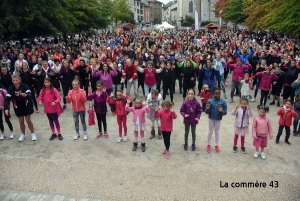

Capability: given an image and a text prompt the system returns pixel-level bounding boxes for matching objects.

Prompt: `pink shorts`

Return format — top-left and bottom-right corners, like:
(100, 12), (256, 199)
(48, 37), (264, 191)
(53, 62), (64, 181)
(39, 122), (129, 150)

(253, 137), (268, 149)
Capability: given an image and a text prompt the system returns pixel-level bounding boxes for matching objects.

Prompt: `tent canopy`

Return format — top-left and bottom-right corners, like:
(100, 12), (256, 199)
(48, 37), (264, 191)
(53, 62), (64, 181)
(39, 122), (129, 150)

(159, 21), (175, 29)
(205, 23), (220, 29)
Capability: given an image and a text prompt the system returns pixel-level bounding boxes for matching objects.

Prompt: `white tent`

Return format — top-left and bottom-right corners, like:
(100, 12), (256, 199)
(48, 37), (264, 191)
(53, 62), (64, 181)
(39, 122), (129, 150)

(158, 21), (175, 30)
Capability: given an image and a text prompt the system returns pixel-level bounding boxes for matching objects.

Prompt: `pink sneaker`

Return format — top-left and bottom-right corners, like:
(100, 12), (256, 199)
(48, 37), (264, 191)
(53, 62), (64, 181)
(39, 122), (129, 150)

(97, 132), (102, 139)
(165, 151), (170, 159)
(215, 146), (220, 153)
(206, 145), (211, 153)
(162, 148), (166, 154)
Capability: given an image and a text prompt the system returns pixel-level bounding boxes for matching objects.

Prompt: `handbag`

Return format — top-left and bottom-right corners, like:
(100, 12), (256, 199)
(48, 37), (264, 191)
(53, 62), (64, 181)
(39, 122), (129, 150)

(87, 101), (95, 126)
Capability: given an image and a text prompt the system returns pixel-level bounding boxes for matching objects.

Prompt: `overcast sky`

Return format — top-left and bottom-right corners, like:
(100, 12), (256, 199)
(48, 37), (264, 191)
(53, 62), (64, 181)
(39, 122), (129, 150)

(160, 0), (171, 4)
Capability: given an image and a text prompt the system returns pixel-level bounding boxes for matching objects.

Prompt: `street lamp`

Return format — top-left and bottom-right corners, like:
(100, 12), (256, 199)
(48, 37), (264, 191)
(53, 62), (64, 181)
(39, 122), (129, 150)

(219, 10), (223, 29)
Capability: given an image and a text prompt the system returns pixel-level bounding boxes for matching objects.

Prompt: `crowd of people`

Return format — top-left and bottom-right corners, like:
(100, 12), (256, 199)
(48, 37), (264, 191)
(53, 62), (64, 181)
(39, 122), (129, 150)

(0, 28), (299, 159)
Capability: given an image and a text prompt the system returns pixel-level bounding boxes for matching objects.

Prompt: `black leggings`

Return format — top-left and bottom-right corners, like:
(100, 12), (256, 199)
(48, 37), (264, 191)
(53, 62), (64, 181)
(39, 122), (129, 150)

(80, 79), (89, 97)
(185, 124), (196, 144)
(260, 90), (269, 106)
(174, 73), (183, 92)
(163, 82), (174, 102)
(0, 110), (13, 132)
(30, 86), (38, 110)
(96, 113), (107, 132)
(183, 82), (194, 98)
(62, 83), (72, 105)
(198, 75), (203, 94)
(162, 131), (172, 150)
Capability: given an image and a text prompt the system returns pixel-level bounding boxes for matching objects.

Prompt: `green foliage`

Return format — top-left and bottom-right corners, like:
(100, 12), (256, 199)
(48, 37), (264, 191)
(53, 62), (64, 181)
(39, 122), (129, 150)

(223, 0), (247, 24)
(181, 15), (195, 26)
(111, 0), (134, 24)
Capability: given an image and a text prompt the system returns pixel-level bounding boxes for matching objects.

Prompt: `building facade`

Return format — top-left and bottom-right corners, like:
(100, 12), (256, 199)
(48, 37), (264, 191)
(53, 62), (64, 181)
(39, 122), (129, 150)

(147, 0), (163, 25)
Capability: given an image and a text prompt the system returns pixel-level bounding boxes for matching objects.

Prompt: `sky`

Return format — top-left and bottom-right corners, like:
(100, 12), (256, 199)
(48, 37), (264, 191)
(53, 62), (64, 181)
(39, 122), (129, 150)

(160, 0), (171, 4)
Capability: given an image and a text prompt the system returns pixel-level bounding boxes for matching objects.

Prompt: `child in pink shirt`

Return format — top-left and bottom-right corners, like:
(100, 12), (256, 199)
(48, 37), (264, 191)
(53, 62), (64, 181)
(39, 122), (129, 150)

(126, 98), (150, 152)
(154, 100), (177, 159)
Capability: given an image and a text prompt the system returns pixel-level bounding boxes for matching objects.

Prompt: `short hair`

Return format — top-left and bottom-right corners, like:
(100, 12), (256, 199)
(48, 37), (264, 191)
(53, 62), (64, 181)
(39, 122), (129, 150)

(150, 89), (159, 96)
(11, 74), (21, 79)
(161, 100), (173, 108)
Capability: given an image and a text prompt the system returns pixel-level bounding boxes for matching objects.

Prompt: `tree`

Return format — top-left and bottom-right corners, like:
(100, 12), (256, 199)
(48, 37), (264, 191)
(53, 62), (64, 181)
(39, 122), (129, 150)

(181, 15), (194, 27)
(110, 0), (133, 24)
(223, 0), (247, 24)
(213, 0), (228, 18)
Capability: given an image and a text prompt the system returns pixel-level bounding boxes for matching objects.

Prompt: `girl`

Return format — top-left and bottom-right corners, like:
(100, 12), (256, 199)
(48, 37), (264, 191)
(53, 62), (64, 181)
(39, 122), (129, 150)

(231, 98), (253, 153)
(240, 73), (252, 101)
(205, 88), (227, 153)
(180, 89), (201, 151)
(106, 89), (131, 142)
(162, 62), (176, 103)
(66, 79), (88, 140)
(126, 98), (150, 152)
(146, 89), (162, 139)
(199, 84), (211, 112)
(87, 81), (108, 138)
(275, 100), (297, 145)
(154, 100), (177, 159)
(0, 66), (13, 90)
(252, 106), (273, 159)
(38, 78), (63, 140)
(0, 84), (14, 140)
(4, 74), (36, 142)
(181, 60), (197, 102)
(13, 65), (27, 84)
(255, 67), (278, 107)
(34, 64), (46, 97)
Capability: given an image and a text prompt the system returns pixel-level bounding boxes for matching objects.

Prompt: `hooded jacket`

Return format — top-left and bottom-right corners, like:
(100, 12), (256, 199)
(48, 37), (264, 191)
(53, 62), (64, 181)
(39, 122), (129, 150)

(180, 98), (202, 125)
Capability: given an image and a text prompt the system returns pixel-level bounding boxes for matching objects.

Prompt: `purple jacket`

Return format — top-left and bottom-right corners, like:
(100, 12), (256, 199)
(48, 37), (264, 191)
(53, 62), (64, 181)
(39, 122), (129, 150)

(92, 69), (118, 90)
(231, 107), (253, 128)
(255, 72), (278, 91)
(180, 98), (202, 125)
(87, 91), (108, 114)
(227, 63), (251, 82)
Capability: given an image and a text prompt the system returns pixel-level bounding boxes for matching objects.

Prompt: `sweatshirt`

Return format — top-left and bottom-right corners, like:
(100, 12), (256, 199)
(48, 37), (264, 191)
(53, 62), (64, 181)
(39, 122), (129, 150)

(154, 109), (177, 131)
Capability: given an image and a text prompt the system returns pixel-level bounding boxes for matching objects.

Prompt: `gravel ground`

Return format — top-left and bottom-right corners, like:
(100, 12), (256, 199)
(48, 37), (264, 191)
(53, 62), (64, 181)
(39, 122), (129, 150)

(0, 77), (300, 200)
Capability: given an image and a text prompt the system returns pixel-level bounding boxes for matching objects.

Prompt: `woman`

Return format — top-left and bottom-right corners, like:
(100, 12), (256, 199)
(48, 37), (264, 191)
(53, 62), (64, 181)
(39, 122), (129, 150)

(0, 66), (13, 90)
(198, 59), (219, 95)
(162, 62), (175, 103)
(291, 73), (300, 136)
(4, 74), (36, 142)
(181, 60), (197, 101)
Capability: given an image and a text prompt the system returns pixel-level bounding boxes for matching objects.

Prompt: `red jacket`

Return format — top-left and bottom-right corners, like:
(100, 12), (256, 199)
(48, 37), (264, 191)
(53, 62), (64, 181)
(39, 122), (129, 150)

(122, 64), (138, 80)
(255, 72), (278, 91)
(277, 107), (298, 127)
(66, 88), (86, 112)
(154, 109), (177, 132)
(106, 95), (132, 116)
(200, 90), (211, 103)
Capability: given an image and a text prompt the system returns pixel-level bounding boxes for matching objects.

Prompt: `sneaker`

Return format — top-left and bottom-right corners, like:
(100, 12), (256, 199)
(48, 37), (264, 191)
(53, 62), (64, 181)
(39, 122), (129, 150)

(229, 99), (234, 103)
(261, 152), (266, 159)
(233, 146), (237, 153)
(97, 132), (102, 139)
(184, 144), (188, 151)
(215, 146), (220, 153)
(293, 132), (297, 136)
(223, 94), (227, 99)
(73, 133), (80, 140)
(241, 147), (246, 154)
(285, 140), (291, 145)
(162, 148), (166, 154)
(58, 134), (63, 140)
(18, 134), (26, 142)
(83, 134), (88, 141)
(269, 101), (275, 105)
(10, 133), (14, 139)
(250, 98), (256, 102)
(165, 151), (170, 159)
(35, 110), (39, 113)
(277, 101), (280, 107)
(117, 137), (122, 143)
(275, 140), (279, 144)
(191, 144), (196, 151)
(206, 145), (211, 153)
(122, 136), (127, 142)
(254, 151), (259, 158)
(0, 134), (4, 140)
(31, 133), (37, 141)
(150, 130), (155, 139)
(63, 105), (67, 110)
(49, 133), (57, 140)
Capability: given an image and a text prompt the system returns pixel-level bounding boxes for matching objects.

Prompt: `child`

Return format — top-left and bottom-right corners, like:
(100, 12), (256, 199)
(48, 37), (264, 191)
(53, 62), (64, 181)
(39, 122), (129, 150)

(240, 73), (252, 101)
(126, 98), (150, 152)
(146, 89), (162, 139)
(255, 67), (278, 107)
(231, 97), (253, 153)
(205, 88), (227, 153)
(180, 89), (201, 151)
(4, 74), (36, 142)
(66, 79), (88, 140)
(0, 85), (14, 140)
(154, 100), (177, 159)
(252, 106), (273, 159)
(38, 78), (63, 140)
(87, 81), (108, 138)
(34, 64), (46, 98)
(199, 84), (211, 112)
(106, 89), (132, 142)
(270, 67), (284, 107)
(275, 100), (297, 145)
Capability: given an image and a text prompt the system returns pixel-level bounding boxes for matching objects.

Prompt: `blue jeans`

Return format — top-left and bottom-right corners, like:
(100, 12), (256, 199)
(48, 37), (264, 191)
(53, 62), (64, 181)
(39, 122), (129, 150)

(113, 84), (122, 92)
(293, 108), (300, 132)
(73, 111), (87, 134)
(144, 83), (157, 98)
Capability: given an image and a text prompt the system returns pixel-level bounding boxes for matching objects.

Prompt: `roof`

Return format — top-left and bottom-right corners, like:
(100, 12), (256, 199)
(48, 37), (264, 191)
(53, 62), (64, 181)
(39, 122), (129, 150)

(116, 23), (136, 29)
(205, 23), (220, 29)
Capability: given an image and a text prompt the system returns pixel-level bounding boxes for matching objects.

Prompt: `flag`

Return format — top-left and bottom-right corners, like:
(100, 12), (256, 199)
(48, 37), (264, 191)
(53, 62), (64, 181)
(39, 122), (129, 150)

(195, 10), (199, 30)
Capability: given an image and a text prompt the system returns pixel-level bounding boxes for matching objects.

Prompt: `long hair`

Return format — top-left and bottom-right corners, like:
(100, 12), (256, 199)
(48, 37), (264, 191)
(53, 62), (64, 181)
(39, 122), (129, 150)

(42, 77), (54, 93)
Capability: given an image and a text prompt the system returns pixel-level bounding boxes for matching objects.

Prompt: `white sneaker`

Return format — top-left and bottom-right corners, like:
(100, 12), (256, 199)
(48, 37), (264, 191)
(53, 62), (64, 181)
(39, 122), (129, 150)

(122, 136), (127, 142)
(117, 137), (122, 143)
(83, 133), (88, 141)
(74, 133), (80, 140)
(18, 134), (27, 142)
(250, 98), (256, 102)
(31, 133), (37, 141)
(254, 152), (259, 158)
(0, 134), (5, 140)
(261, 152), (266, 159)
(10, 133), (14, 139)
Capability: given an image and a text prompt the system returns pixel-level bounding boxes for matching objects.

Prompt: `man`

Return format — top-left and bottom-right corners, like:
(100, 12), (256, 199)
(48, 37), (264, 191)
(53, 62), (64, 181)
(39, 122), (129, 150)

(32, 57), (43, 71)
(213, 53), (227, 99)
(14, 53), (27, 67)
(122, 58), (138, 100)
(235, 46), (254, 65)
(282, 60), (300, 104)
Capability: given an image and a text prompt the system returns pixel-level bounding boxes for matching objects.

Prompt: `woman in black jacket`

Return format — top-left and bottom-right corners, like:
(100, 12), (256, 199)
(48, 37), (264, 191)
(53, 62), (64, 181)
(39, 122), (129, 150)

(181, 60), (196, 102)
(0, 66), (13, 90)
(162, 62), (176, 104)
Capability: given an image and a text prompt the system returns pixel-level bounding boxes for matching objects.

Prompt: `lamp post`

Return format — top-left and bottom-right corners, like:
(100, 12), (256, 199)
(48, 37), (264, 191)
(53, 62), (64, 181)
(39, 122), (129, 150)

(219, 10), (223, 29)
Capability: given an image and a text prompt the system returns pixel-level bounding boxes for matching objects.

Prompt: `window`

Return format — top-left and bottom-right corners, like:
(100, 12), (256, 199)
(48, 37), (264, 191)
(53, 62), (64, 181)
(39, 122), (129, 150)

(137, 2), (139, 6)
(189, 1), (193, 13)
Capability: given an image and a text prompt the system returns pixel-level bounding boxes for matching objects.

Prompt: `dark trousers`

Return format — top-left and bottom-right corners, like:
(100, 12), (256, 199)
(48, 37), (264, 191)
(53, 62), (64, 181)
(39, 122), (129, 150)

(185, 124), (196, 144)
(198, 75), (203, 94)
(260, 90), (269, 106)
(80, 79), (89, 97)
(156, 75), (162, 93)
(182, 81), (194, 98)
(96, 113), (107, 132)
(276, 125), (291, 142)
(62, 83), (72, 105)
(0, 110), (13, 132)
(163, 82), (174, 102)
(30, 86), (38, 110)
(174, 74), (182, 93)
(162, 131), (171, 150)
